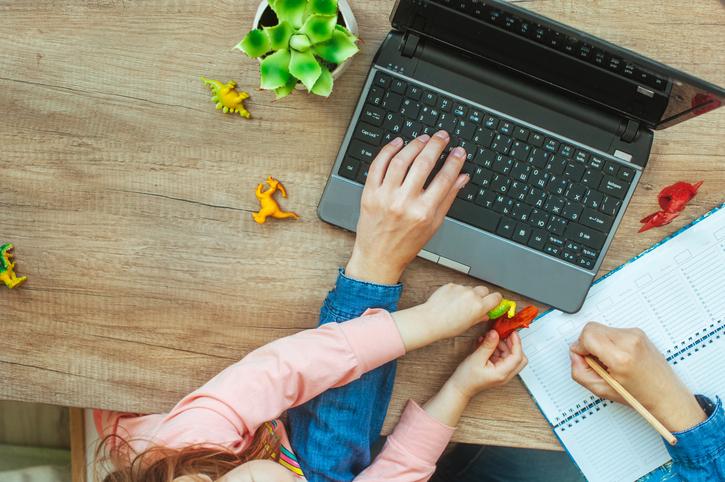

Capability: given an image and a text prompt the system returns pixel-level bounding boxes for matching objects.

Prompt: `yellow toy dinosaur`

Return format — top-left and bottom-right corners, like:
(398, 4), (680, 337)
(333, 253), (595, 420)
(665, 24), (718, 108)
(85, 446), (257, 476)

(201, 77), (251, 118)
(253, 176), (299, 224)
(1, 243), (27, 289)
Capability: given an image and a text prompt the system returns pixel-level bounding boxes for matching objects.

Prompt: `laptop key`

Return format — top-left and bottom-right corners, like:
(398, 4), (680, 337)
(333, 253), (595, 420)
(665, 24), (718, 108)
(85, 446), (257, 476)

(547, 215), (568, 236)
(528, 229), (547, 250)
(581, 168), (603, 189)
(513, 223), (532, 244)
(348, 139), (377, 162)
(574, 150), (590, 163)
(581, 208), (614, 232)
(362, 104), (385, 126)
(492, 156), (513, 175)
(584, 190), (604, 210)
(544, 138), (559, 152)
(491, 174), (511, 193)
(559, 144), (574, 158)
(509, 141), (531, 162)
(498, 121), (514, 135)
(600, 176), (627, 199)
(618, 166), (635, 182)
(367, 86), (384, 106)
(566, 183), (588, 203)
(562, 250), (578, 263)
(576, 256), (595, 269)
(496, 217), (516, 238)
(339, 157), (360, 180)
(601, 196), (621, 216)
(438, 97), (452, 112)
(603, 160), (619, 176)
(422, 91), (438, 106)
(565, 241), (581, 253)
(454, 120), (477, 140)
(529, 132), (545, 147)
(514, 126), (530, 141)
(401, 99), (421, 119)
(484, 114), (499, 130)
(546, 155), (567, 175)
(529, 148), (549, 168)
(544, 244), (562, 257)
(565, 224), (606, 250)
(511, 161), (531, 182)
(448, 201), (501, 232)
(356, 162), (370, 185)
(581, 246), (597, 258)
(473, 128), (495, 148)
(353, 123), (383, 146)
(453, 102), (468, 117)
(491, 134), (512, 154)
(391, 78), (407, 94)
(564, 162), (585, 181)
(382, 91), (403, 111)
(457, 182), (478, 202)
(562, 200), (583, 221)
(374, 72), (391, 88)
(401, 119), (423, 139)
(418, 106), (439, 126)
(436, 112), (457, 133)
(406, 85), (422, 100)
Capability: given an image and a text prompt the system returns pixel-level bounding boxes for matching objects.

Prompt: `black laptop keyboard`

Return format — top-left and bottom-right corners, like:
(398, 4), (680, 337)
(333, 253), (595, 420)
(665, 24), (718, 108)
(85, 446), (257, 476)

(338, 71), (636, 270)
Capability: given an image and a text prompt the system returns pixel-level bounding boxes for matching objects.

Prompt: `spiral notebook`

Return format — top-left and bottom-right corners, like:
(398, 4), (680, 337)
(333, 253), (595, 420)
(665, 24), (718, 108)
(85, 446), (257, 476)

(519, 203), (725, 482)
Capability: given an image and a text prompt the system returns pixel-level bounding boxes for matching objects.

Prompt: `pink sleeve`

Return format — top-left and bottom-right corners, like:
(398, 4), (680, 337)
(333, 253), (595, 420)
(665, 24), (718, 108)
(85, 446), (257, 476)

(94, 309), (405, 454)
(354, 400), (456, 482)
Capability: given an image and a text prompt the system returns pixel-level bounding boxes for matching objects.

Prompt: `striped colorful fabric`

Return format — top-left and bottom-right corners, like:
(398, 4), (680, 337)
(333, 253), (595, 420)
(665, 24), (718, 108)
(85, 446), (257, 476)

(278, 444), (304, 476)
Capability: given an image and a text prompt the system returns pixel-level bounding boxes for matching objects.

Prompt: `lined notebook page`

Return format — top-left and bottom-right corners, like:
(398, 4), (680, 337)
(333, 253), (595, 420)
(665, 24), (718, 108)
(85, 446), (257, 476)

(519, 204), (725, 482)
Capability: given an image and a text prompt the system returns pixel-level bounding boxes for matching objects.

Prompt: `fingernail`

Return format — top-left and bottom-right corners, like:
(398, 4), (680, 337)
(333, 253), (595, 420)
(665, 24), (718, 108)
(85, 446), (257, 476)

(416, 134), (431, 143)
(456, 174), (470, 189)
(434, 130), (449, 140)
(452, 146), (466, 158)
(477, 336), (484, 346)
(390, 137), (403, 147)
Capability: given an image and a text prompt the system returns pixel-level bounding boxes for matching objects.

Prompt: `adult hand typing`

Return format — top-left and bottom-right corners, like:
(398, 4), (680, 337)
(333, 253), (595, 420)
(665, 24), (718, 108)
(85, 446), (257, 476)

(345, 131), (469, 284)
(569, 322), (707, 432)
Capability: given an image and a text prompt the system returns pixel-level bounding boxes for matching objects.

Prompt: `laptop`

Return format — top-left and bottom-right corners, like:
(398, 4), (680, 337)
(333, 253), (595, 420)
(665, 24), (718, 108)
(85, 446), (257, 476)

(318, 0), (725, 313)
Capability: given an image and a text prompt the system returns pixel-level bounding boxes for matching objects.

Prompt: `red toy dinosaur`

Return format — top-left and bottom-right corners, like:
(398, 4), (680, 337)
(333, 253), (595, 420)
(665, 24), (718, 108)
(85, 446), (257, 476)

(492, 305), (539, 339)
(639, 181), (703, 233)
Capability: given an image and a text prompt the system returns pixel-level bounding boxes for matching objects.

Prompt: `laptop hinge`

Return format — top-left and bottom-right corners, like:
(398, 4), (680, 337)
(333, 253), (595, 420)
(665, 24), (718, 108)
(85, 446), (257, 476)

(400, 32), (420, 58)
(620, 119), (640, 143)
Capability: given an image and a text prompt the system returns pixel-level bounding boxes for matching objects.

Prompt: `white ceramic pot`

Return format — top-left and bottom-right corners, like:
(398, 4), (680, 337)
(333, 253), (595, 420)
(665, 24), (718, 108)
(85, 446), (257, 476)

(252, 0), (359, 90)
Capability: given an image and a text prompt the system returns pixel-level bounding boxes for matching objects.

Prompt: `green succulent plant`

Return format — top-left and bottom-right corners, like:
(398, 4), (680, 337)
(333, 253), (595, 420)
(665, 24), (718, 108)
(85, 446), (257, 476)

(235, 0), (359, 99)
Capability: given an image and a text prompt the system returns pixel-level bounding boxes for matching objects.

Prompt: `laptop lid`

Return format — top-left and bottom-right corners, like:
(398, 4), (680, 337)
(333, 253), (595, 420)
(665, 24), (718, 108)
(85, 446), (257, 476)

(390, 0), (725, 131)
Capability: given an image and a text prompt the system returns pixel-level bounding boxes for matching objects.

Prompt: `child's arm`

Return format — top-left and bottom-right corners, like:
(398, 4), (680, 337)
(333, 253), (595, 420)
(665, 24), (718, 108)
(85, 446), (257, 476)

(96, 284), (500, 455)
(355, 330), (527, 482)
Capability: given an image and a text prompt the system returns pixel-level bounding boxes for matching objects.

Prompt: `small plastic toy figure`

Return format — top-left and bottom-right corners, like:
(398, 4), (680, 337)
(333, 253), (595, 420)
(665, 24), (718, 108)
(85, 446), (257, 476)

(253, 176), (299, 224)
(639, 180), (703, 232)
(484, 299), (538, 339)
(1, 243), (27, 289)
(491, 306), (539, 339)
(488, 299), (517, 320)
(200, 77), (251, 118)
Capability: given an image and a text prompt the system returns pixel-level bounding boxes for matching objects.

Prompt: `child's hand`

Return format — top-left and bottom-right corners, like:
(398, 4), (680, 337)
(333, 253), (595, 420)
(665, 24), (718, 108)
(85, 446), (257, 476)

(422, 330), (527, 427)
(392, 284), (501, 352)
(448, 330), (528, 400)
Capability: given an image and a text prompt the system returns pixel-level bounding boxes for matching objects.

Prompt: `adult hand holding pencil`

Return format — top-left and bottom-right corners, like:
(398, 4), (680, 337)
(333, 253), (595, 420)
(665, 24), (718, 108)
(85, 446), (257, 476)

(569, 322), (708, 441)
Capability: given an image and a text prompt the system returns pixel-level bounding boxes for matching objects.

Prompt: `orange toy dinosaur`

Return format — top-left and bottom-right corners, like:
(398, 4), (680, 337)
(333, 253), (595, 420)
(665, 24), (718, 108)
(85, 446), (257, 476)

(252, 176), (299, 224)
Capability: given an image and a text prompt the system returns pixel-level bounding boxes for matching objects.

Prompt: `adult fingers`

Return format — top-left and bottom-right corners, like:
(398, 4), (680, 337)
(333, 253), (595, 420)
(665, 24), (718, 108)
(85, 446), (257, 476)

(570, 321), (619, 366)
(403, 130), (451, 193)
(434, 173), (469, 225)
(570, 351), (619, 400)
(366, 136), (404, 187)
(424, 145), (467, 204)
(382, 134), (431, 187)
(480, 292), (503, 318)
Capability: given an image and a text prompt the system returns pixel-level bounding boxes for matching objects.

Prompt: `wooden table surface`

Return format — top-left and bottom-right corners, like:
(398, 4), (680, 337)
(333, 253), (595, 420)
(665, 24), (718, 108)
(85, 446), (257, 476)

(1, 0), (723, 451)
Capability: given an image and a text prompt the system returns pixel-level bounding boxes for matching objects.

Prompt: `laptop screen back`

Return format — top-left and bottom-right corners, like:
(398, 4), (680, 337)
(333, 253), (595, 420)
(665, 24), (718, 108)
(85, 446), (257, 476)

(390, 0), (725, 130)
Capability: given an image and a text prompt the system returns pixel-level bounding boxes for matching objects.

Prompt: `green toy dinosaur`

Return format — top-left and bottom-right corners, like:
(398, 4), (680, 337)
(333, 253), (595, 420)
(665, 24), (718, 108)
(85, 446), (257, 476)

(1, 243), (27, 289)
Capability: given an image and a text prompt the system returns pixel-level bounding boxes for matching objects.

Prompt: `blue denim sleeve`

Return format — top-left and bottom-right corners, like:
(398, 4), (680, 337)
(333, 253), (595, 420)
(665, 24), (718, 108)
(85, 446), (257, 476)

(664, 396), (725, 481)
(287, 269), (403, 482)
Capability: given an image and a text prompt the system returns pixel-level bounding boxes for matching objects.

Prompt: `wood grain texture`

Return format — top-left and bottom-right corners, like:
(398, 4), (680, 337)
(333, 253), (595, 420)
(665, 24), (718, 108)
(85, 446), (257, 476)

(69, 408), (86, 482)
(1, 0), (723, 451)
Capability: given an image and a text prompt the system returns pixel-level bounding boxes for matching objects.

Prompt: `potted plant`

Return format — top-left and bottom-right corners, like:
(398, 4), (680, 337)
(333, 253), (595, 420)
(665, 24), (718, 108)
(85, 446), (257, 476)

(235, 0), (359, 99)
